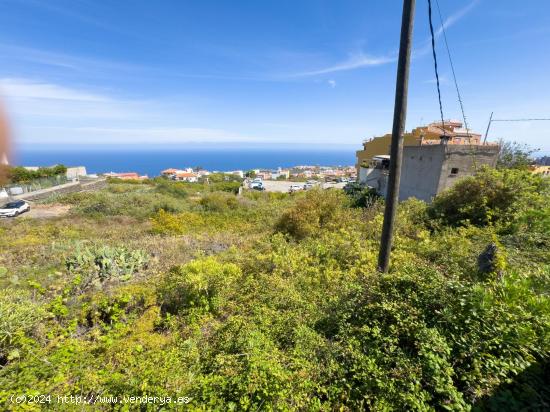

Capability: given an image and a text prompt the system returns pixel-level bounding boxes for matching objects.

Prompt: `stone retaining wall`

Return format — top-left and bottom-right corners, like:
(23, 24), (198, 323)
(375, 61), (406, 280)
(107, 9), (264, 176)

(14, 178), (107, 201)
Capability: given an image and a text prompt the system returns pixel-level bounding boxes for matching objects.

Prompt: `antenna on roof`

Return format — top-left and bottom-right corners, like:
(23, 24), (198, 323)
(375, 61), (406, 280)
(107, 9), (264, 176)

(483, 112), (494, 144)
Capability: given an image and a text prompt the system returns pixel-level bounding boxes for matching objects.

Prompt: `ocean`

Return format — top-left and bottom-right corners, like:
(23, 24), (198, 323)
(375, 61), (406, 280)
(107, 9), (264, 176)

(14, 148), (357, 177)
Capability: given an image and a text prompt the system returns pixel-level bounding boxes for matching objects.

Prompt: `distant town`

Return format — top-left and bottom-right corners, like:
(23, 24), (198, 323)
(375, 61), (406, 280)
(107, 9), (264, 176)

(1, 119), (549, 201)
(103, 164), (357, 183)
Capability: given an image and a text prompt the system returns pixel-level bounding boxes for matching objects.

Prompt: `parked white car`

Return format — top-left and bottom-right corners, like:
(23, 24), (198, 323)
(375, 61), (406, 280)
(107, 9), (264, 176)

(249, 182), (265, 191)
(0, 200), (30, 218)
(288, 184), (303, 193)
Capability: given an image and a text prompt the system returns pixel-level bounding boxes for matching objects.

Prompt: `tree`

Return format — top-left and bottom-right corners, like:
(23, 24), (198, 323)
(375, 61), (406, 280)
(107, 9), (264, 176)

(497, 140), (538, 170)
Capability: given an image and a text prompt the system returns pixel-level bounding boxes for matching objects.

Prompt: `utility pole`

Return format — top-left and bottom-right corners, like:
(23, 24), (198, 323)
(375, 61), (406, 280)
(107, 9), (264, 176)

(483, 112), (493, 144)
(377, 0), (416, 273)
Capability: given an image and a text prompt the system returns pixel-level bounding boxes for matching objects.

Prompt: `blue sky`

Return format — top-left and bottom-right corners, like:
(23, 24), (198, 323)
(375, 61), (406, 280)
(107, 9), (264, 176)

(1, 0), (549, 153)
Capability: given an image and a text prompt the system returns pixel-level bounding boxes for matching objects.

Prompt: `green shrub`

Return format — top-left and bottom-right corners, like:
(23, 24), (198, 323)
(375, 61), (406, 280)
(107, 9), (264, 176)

(209, 181), (242, 194)
(0, 290), (46, 362)
(428, 167), (549, 228)
(1, 168), (549, 410)
(344, 182), (381, 208)
(106, 177), (145, 184)
(154, 180), (190, 199)
(158, 257), (240, 315)
(59, 188), (187, 218)
(275, 189), (351, 240)
(199, 192), (239, 212)
(8, 164), (67, 183)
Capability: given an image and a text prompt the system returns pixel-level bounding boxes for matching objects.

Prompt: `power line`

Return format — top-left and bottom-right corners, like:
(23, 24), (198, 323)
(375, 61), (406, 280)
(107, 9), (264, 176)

(434, 0), (471, 140)
(484, 116), (550, 143)
(491, 118), (550, 122)
(427, 0), (446, 136)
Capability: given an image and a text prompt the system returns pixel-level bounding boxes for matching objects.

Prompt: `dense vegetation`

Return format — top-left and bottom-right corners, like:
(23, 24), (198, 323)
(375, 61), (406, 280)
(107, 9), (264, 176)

(0, 167), (548, 411)
(6, 165), (68, 183)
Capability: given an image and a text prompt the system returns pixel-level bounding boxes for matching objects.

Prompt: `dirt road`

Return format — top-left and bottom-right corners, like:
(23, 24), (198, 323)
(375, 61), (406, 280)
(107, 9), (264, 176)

(255, 180), (346, 193)
(17, 204), (71, 219)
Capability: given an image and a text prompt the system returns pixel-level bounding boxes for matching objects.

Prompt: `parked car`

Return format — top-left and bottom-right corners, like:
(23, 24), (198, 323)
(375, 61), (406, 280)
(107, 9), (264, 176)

(306, 180), (320, 186)
(288, 184), (303, 193)
(250, 181), (264, 191)
(252, 184), (265, 191)
(0, 200), (30, 218)
(303, 183), (315, 190)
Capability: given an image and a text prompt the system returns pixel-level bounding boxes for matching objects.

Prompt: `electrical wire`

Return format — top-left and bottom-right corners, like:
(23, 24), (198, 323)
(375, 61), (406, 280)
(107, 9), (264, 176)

(427, 0), (446, 136)
(491, 118), (550, 122)
(434, 0), (471, 142)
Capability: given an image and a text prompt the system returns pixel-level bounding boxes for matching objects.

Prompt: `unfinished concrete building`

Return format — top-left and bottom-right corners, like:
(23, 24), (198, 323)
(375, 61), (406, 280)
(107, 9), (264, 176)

(359, 143), (500, 203)
(356, 120), (487, 175)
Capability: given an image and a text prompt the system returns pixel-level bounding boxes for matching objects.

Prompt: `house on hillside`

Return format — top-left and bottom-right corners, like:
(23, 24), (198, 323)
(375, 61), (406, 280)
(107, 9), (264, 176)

(355, 120), (497, 174)
(255, 171), (272, 180)
(173, 172), (198, 182)
(161, 168), (179, 177)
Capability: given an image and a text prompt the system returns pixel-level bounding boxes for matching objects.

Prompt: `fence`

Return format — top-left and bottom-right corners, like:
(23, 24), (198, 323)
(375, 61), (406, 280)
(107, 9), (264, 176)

(3, 175), (70, 196)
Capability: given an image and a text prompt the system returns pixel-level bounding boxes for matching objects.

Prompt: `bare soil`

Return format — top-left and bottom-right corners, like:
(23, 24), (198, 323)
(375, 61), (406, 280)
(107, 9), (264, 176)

(21, 203), (71, 219)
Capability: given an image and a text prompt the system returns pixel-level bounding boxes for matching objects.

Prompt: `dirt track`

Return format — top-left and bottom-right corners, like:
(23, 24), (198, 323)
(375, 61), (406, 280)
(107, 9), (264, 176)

(256, 180), (347, 193)
(18, 204), (71, 219)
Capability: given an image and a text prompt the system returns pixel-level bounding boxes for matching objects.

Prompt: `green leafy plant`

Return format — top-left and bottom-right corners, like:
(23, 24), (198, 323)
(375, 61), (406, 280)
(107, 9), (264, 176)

(0, 290), (46, 362)
(428, 167), (549, 228)
(66, 244), (149, 291)
(275, 189), (352, 240)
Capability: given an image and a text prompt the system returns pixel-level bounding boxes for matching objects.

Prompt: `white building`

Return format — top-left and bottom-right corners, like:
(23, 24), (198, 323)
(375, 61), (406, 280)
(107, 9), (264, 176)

(174, 171), (199, 182)
(66, 166), (88, 180)
(271, 167), (290, 180)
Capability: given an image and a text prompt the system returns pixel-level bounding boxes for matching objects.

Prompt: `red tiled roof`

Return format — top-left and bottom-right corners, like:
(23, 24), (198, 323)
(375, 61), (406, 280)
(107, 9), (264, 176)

(116, 172), (139, 178)
(175, 172), (197, 177)
(162, 168), (178, 174)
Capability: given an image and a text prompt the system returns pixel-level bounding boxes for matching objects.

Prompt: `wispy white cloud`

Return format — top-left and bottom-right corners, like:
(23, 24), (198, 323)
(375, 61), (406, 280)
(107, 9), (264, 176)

(296, 0), (480, 77)
(296, 52), (396, 77)
(327, 79), (337, 88)
(21, 126), (256, 145)
(415, 0), (481, 57)
(0, 43), (142, 73)
(0, 77), (256, 146)
(422, 75), (449, 85)
(0, 42), (280, 84)
(0, 78), (109, 102)
(435, 0), (481, 38)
